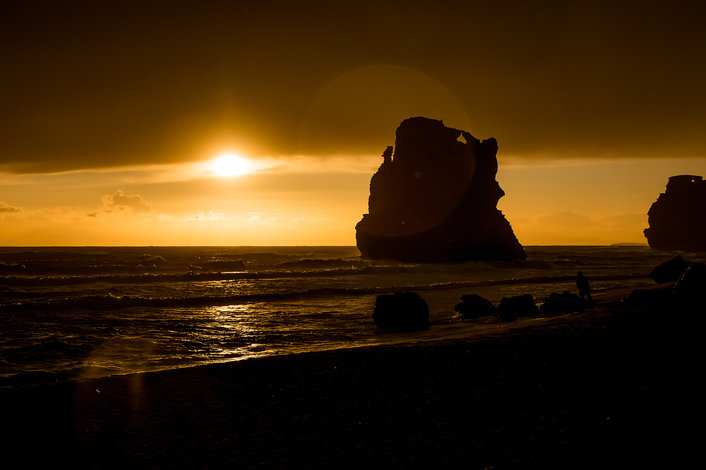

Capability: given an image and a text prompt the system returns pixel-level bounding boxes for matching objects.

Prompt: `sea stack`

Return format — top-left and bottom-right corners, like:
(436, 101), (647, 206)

(644, 175), (706, 251)
(355, 117), (525, 262)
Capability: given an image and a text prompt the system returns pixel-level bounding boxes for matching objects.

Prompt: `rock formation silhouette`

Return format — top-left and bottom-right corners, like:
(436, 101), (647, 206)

(644, 175), (706, 251)
(355, 117), (525, 261)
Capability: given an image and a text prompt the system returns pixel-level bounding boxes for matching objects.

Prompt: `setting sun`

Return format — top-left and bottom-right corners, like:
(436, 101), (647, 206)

(208, 152), (253, 177)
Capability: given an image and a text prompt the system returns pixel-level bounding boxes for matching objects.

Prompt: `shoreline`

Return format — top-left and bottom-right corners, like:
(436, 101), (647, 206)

(1, 285), (638, 390)
(3, 285), (700, 468)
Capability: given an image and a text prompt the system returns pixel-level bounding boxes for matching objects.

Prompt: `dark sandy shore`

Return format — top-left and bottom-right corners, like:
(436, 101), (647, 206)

(1, 290), (702, 469)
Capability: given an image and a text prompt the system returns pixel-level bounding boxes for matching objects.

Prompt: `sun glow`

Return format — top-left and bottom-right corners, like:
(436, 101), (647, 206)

(208, 152), (253, 177)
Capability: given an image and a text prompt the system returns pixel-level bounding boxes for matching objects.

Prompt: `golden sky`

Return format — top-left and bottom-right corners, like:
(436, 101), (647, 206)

(2, 1), (706, 246)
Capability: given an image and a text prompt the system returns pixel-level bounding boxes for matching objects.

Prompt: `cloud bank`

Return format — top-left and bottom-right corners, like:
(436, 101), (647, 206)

(2, 1), (706, 173)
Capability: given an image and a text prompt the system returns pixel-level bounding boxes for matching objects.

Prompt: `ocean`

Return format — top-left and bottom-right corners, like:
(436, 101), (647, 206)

(0, 245), (694, 388)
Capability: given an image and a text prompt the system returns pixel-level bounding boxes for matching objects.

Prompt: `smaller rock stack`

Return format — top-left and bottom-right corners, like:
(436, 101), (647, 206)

(644, 175), (706, 251)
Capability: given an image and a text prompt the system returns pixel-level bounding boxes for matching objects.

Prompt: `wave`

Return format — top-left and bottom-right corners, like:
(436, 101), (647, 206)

(0, 273), (648, 313)
(0, 263), (425, 287)
(0, 256), (636, 288)
(276, 258), (366, 269)
(0, 247), (364, 275)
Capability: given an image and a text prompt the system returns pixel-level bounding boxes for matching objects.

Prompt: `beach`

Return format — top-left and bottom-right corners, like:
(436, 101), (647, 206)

(2, 288), (700, 469)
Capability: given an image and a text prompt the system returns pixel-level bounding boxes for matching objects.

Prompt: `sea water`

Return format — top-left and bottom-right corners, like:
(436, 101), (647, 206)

(0, 245), (695, 387)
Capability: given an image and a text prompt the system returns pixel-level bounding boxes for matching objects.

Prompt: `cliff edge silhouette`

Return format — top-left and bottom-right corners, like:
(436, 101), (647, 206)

(355, 117), (525, 262)
(644, 175), (706, 251)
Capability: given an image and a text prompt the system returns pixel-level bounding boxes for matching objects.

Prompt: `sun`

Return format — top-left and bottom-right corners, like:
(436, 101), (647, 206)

(208, 152), (253, 177)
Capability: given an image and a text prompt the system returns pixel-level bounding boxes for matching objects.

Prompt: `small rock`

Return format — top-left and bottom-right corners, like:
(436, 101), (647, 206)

(454, 294), (496, 319)
(497, 294), (538, 320)
(372, 292), (430, 330)
(540, 291), (584, 314)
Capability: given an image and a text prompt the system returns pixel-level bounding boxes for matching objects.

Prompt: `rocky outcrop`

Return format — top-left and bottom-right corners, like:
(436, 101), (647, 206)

(622, 261), (706, 313)
(644, 175), (706, 251)
(673, 262), (706, 309)
(650, 255), (692, 284)
(356, 117), (525, 262)
(622, 286), (675, 311)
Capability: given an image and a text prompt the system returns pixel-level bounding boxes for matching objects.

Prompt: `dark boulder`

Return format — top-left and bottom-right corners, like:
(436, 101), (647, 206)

(372, 292), (430, 330)
(673, 262), (706, 309)
(356, 117), (524, 262)
(497, 294), (538, 321)
(650, 255), (692, 284)
(622, 286), (674, 311)
(540, 291), (584, 314)
(644, 175), (706, 251)
(454, 294), (496, 319)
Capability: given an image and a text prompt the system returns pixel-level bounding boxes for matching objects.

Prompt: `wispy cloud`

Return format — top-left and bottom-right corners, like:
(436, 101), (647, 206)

(0, 201), (21, 214)
(0, 153), (380, 189)
(186, 211), (222, 221)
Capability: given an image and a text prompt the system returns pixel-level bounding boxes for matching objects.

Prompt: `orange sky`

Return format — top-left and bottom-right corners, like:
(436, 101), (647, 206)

(2, 1), (706, 246)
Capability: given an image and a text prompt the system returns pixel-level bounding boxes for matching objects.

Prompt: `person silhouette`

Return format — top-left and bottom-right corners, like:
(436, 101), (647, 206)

(576, 271), (592, 305)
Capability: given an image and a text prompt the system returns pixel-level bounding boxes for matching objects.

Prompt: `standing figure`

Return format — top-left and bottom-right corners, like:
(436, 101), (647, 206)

(576, 271), (592, 305)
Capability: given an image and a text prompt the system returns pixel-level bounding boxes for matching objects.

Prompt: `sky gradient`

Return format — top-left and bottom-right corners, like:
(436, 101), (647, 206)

(2, 0), (706, 245)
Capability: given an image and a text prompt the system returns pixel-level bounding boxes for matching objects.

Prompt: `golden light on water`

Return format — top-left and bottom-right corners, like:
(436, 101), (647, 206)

(208, 152), (254, 178)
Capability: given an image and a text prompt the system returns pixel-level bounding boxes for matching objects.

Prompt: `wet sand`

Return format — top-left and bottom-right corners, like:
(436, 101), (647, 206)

(1, 289), (701, 468)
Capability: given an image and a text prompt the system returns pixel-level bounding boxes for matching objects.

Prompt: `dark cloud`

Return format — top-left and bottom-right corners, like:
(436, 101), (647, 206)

(2, 0), (706, 173)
